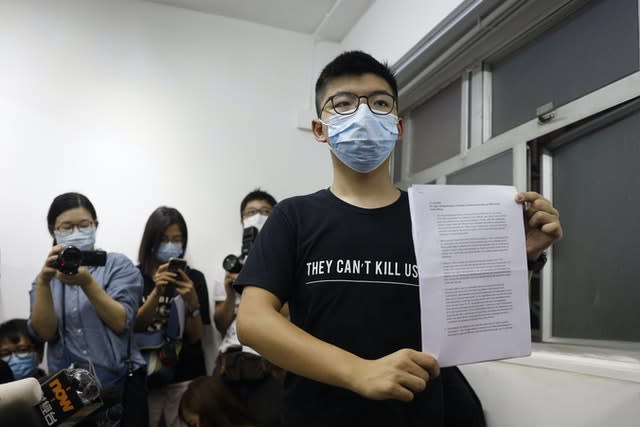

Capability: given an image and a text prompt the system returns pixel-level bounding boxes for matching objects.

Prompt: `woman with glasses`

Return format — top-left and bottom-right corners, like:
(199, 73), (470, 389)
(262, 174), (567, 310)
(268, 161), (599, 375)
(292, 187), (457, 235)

(135, 206), (211, 427)
(28, 192), (148, 427)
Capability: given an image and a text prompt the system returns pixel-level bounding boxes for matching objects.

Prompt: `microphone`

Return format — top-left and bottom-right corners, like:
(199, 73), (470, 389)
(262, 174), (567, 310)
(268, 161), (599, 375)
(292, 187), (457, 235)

(0, 377), (44, 426)
(0, 376), (43, 408)
(0, 368), (105, 427)
(36, 368), (103, 426)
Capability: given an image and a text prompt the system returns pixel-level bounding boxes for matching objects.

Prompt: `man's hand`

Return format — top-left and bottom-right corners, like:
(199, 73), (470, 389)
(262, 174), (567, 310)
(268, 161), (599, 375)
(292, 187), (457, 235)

(350, 349), (440, 402)
(224, 271), (239, 297)
(516, 192), (563, 260)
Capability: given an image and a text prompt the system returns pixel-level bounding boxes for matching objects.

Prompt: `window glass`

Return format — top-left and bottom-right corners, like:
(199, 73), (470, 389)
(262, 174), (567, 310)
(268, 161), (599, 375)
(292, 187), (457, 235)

(408, 79), (461, 173)
(446, 150), (513, 185)
(491, 0), (639, 136)
(550, 107), (640, 342)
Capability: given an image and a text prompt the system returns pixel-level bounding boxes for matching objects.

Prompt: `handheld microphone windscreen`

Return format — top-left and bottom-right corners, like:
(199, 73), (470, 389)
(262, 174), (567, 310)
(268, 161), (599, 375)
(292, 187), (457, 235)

(66, 368), (100, 404)
(0, 378), (44, 427)
(38, 368), (104, 426)
(0, 377), (43, 410)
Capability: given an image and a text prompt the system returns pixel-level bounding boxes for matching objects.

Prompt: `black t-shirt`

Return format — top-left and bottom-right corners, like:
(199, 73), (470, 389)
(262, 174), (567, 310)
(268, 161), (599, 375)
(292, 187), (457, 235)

(236, 189), (449, 427)
(139, 267), (211, 383)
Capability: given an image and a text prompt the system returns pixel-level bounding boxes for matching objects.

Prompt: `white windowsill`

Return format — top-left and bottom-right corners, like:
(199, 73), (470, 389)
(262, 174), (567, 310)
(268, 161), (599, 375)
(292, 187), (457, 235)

(496, 342), (640, 383)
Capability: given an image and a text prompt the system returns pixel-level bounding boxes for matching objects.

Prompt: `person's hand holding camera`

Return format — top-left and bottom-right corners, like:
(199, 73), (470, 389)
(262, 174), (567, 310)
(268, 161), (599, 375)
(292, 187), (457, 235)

(37, 244), (64, 286)
(174, 269), (199, 312)
(223, 271), (239, 300)
(154, 263), (199, 311)
(38, 244), (95, 287)
(56, 266), (94, 287)
(153, 263), (177, 292)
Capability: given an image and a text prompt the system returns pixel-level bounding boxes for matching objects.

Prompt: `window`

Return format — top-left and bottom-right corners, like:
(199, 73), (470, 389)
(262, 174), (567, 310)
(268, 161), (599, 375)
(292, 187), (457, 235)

(394, 0), (640, 349)
(533, 101), (640, 344)
(407, 79), (462, 173)
(446, 150), (513, 186)
(491, 0), (639, 136)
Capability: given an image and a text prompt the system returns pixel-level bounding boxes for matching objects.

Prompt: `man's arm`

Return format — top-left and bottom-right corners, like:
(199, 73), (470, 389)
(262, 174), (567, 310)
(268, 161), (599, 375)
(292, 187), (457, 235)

(214, 271), (238, 334)
(237, 286), (440, 402)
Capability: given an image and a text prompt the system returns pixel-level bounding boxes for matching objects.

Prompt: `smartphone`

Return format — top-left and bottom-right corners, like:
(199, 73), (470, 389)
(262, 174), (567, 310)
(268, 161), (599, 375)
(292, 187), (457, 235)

(167, 257), (187, 273)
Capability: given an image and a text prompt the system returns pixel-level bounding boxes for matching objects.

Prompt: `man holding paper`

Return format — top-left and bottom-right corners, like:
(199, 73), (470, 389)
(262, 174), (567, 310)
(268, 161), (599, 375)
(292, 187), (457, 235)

(233, 51), (562, 427)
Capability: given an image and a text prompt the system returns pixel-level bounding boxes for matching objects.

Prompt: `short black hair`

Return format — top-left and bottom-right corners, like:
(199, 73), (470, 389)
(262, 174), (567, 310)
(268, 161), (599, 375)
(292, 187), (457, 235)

(315, 50), (398, 117)
(0, 319), (44, 356)
(47, 192), (98, 241)
(240, 189), (277, 219)
(138, 206), (188, 277)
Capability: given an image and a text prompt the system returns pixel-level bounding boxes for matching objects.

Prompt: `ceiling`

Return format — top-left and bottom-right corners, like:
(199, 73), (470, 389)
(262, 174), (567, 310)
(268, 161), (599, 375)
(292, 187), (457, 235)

(145, 0), (375, 42)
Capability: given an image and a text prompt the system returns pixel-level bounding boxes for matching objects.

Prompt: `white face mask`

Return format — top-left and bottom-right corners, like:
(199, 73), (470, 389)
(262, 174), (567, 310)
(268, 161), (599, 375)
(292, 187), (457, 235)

(243, 214), (269, 232)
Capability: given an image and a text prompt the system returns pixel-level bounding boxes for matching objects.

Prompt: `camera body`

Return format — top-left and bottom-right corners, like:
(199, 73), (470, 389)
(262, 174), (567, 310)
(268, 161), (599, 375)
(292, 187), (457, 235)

(54, 246), (107, 275)
(223, 226), (258, 274)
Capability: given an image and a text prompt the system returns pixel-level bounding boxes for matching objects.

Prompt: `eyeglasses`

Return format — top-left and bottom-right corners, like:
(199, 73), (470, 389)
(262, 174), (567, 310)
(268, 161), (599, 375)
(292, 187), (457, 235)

(55, 220), (96, 237)
(242, 207), (272, 218)
(321, 91), (396, 116)
(0, 345), (35, 361)
(161, 235), (183, 244)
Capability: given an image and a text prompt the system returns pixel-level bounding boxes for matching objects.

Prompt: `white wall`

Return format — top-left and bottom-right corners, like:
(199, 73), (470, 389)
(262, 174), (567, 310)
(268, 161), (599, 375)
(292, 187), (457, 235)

(0, 0), (340, 320)
(461, 358), (640, 427)
(341, 0), (461, 64)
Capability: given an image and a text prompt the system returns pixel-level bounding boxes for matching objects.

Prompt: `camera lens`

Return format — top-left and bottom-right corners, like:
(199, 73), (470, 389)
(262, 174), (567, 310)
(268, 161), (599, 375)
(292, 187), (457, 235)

(56, 246), (83, 274)
(222, 254), (242, 274)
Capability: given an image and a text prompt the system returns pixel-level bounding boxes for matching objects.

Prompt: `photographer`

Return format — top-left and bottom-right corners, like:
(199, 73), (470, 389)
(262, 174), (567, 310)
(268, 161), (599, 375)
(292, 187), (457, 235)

(135, 206), (211, 427)
(213, 189), (283, 427)
(28, 192), (147, 427)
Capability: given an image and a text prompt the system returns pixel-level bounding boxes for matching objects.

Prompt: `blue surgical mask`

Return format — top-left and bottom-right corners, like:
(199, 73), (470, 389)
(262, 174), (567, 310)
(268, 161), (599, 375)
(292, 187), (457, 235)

(323, 107), (399, 173)
(7, 353), (37, 380)
(54, 228), (96, 251)
(155, 242), (183, 263)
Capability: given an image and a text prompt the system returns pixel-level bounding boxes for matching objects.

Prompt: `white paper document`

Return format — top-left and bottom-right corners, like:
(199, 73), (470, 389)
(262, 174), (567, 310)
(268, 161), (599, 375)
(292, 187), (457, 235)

(408, 185), (531, 367)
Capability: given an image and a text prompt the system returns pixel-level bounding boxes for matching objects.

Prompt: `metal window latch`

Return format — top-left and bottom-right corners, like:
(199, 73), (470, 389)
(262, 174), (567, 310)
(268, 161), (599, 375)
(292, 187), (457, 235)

(536, 102), (556, 123)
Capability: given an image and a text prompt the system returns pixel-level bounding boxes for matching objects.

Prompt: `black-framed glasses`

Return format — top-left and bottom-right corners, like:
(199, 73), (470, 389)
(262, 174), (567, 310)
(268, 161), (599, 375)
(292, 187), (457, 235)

(242, 207), (272, 218)
(321, 91), (396, 116)
(161, 235), (183, 244)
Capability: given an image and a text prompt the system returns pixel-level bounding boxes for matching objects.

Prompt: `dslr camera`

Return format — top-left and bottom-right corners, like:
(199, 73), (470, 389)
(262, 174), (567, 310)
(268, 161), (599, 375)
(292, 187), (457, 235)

(223, 226), (258, 274)
(54, 246), (107, 275)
